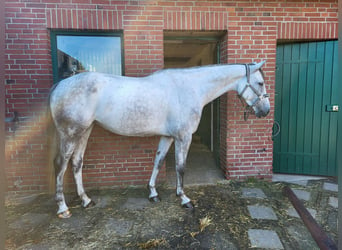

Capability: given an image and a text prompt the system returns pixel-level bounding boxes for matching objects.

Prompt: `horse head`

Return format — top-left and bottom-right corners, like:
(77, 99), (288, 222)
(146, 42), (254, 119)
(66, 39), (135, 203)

(237, 61), (270, 118)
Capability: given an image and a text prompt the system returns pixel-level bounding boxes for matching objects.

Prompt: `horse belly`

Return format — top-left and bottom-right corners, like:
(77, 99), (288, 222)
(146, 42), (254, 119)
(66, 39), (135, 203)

(95, 96), (170, 137)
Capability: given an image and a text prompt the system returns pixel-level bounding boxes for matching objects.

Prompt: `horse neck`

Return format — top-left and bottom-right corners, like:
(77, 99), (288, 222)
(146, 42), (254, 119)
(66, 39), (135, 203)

(190, 64), (246, 106)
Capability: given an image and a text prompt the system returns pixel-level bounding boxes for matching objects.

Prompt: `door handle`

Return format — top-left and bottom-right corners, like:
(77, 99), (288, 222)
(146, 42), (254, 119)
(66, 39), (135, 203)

(326, 105), (339, 112)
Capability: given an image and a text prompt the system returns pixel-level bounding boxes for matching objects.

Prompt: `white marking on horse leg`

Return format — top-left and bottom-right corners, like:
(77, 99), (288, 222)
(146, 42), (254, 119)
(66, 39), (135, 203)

(71, 126), (93, 207)
(74, 171), (91, 207)
(174, 135), (192, 206)
(148, 136), (173, 200)
(175, 166), (191, 205)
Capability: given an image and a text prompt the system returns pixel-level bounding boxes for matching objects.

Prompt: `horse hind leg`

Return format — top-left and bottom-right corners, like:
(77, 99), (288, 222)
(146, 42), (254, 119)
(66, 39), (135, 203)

(71, 125), (94, 209)
(54, 137), (76, 218)
(148, 136), (174, 202)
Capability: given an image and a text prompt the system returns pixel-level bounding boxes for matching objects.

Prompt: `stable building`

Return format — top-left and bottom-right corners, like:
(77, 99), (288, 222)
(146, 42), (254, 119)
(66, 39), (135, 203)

(5, 0), (338, 193)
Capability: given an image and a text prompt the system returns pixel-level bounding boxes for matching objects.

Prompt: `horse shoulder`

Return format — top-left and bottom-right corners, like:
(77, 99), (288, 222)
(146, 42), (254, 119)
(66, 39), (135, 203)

(161, 85), (202, 136)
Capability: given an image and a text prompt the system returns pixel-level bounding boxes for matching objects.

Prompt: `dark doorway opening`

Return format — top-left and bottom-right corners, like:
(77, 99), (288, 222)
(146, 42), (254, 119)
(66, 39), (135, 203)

(163, 31), (226, 185)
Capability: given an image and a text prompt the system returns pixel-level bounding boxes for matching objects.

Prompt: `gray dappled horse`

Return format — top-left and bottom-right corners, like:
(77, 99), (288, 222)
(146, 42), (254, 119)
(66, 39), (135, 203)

(49, 61), (270, 218)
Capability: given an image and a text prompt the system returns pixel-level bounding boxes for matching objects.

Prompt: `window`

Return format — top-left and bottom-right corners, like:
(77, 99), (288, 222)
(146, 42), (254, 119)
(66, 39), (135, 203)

(50, 31), (123, 83)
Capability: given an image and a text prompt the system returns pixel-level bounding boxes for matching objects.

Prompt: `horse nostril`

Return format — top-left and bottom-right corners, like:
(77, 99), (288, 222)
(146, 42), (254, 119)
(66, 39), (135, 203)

(262, 110), (270, 117)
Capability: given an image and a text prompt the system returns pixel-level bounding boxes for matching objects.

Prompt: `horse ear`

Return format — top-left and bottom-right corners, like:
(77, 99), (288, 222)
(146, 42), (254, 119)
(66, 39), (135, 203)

(250, 60), (266, 72)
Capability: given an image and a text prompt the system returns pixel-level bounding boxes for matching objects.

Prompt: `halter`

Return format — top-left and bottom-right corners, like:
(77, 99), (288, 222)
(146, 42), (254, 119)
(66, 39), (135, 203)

(237, 64), (269, 121)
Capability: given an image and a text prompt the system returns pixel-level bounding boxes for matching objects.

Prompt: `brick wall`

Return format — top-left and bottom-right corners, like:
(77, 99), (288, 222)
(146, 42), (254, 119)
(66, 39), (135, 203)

(5, 0), (338, 193)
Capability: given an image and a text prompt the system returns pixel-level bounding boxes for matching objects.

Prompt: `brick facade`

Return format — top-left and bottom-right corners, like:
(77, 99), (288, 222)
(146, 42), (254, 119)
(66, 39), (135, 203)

(5, 0), (338, 193)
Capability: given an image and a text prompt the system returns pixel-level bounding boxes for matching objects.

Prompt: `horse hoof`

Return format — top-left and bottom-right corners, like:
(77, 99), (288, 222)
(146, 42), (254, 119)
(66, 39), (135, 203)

(84, 200), (96, 209)
(149, 196), (161, 202)
(182, 202), (194, 210)
(57, 210), (72, 219)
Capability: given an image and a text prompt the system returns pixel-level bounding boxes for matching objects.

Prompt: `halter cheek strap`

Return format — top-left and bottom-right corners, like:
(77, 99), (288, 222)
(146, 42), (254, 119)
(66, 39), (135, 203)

(245, 63), (250, 83)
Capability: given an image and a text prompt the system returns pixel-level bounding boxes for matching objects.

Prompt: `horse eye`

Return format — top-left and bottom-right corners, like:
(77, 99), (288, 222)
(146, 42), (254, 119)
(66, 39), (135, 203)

(258, 82), (264, 86)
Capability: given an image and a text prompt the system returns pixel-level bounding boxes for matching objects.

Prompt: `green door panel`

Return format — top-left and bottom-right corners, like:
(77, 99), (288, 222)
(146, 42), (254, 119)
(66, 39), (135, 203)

(273, 40), (338, 176)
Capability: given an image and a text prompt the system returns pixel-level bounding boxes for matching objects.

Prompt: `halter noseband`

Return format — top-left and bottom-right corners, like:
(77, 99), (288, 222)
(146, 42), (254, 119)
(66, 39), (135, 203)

(238, 64), (269, 120)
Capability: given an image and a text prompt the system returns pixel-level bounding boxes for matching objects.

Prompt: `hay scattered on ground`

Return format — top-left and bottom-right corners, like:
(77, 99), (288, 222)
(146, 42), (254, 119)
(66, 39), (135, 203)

(125, 238), (167, 249)
(5, 179), (338, 249)
(199, 215), (212, 232)
(190, 215), (212, 238)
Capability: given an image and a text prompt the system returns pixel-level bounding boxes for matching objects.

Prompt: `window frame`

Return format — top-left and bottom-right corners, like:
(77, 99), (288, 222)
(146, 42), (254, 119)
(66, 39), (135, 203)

(50, 30), (124, 83)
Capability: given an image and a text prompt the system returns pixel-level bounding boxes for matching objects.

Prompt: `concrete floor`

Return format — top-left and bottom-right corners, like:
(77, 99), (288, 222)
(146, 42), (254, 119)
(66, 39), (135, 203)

(165, 138), (224, 187)
(164, 137), (329, 188)
(272, 173), (327, 184)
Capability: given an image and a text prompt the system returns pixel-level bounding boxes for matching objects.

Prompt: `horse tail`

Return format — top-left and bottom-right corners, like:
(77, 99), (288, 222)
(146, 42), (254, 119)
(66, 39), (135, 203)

(46, 83), (59, 194)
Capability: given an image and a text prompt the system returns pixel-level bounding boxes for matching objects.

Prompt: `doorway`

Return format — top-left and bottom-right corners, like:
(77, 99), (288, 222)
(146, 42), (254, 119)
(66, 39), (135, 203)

(163, 31), (226, 185)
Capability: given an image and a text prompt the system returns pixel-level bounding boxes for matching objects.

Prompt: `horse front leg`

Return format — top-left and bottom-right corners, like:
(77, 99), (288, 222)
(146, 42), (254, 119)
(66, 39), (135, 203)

(175, 135), (193, 209)
(148, 136), (174, 202)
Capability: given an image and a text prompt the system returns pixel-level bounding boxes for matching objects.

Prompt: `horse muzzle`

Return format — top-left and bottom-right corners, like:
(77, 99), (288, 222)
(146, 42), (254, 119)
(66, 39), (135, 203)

(255, 108), (270, 118)
(252, 95), (270, 118)
(254, 99), (270, 118)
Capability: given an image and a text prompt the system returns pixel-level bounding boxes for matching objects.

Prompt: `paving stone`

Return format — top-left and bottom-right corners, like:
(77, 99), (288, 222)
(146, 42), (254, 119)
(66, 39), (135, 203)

(287, 207), (317, 219)
(248, 229), (284, 249)
(291, 188), (310, 201)
(247, 205), (278, 220)
(241, 188), (266, 199)
(323, 182), (338, 192)
(328, 197), (338, 208)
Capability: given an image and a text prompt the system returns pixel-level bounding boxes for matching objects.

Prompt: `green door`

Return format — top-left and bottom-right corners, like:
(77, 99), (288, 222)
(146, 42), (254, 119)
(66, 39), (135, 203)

(273, 40), (338, 176)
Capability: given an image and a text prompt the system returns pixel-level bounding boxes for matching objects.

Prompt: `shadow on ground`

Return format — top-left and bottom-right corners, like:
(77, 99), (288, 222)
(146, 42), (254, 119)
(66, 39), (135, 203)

(6, 179), (338, 249)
